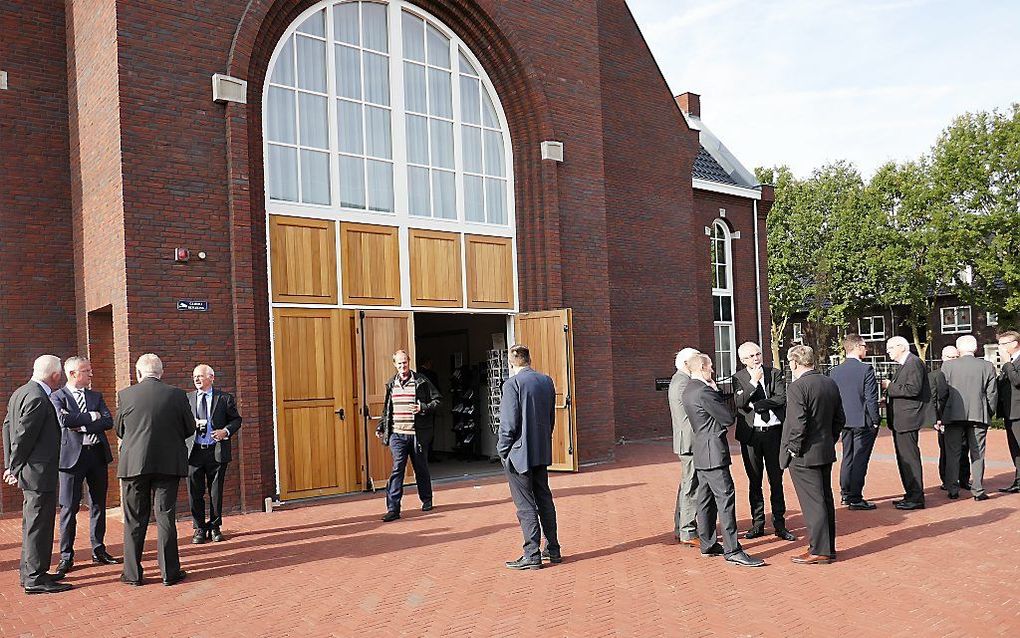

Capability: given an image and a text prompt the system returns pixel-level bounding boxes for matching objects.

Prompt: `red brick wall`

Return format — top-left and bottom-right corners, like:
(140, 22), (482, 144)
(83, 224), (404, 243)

(0, 2), (76, 514)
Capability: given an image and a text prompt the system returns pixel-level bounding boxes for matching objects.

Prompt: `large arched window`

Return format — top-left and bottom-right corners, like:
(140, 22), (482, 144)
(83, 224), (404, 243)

(263, 0), (512, 228)
(711, 220), (735, 378)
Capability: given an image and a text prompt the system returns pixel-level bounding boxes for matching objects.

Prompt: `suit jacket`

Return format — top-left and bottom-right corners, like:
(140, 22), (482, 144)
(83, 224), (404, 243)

(50, 386), (114, 468)
(498, 367), (556, 473)
(929, 370), (948, 423)
(886, 353), (933, 432)
(376, 371), (442, 446)
(732, 366), (786, 443)
(829, 357), (880, 429)
(781, 370), (846, 469)
(998, 356), (1020, 420)
(939, 356), (998, 426)
(186, 388), (242, 463)
(681, 378), (735, 471)
(2, 381), (61, 491)
(116, 377), (195, 479)
(668, 370), (694, 455)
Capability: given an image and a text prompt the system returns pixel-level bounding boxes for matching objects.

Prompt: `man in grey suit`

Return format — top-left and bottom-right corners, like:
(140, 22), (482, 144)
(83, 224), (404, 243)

(681, 353), (764, 568)
(117, 354), (194, 586)
(883, 336), (932, 510)
(997, 330), (1020, 494)
(830, 334), (881, 510)
(668, 347), (700, 546)
(932, 346), (969, 492)
(782, 346), (846, 564)
(498, 344), (560, 570)
(2, 355), (73, 594)
(938, 335), (997, 501)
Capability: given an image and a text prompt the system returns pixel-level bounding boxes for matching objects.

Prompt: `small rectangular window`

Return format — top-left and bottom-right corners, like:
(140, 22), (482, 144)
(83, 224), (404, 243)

(792, 322), (803, 344)
(987, 311), (998, 327)
(940, 306), (972, 334)
(859, 316), (885, 341)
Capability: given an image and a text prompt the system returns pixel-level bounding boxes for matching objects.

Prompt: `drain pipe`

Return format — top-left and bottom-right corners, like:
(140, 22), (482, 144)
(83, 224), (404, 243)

(753, 197), (764, 352)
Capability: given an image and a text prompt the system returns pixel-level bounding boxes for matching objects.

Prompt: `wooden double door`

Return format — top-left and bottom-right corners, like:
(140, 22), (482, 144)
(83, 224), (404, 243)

(272, 308), (577, 500)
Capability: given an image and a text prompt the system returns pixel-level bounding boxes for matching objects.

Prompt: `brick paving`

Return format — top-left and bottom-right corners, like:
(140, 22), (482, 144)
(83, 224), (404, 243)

(1, 428), (1019, 637)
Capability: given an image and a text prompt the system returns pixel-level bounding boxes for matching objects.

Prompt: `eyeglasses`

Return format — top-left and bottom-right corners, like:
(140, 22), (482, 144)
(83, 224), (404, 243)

(999, 339), (1018, 347)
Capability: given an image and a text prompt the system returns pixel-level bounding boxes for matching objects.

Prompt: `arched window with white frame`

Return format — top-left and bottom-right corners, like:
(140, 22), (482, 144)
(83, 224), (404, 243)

(711, 220), (736, 378)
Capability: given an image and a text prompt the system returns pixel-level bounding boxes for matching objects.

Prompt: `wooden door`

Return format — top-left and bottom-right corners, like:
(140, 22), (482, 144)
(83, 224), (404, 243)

(512, 309), (578, 471)
(356, 310), (415, 489)
(272, 308), (359, 499)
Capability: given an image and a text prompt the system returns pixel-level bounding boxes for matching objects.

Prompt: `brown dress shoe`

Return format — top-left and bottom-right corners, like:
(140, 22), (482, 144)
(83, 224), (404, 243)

(678, 538), (700, 548)
(791, 552), (834, 565)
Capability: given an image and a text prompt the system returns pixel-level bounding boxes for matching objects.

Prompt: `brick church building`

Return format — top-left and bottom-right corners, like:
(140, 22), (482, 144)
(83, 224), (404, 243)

(1, 0), (772, 515)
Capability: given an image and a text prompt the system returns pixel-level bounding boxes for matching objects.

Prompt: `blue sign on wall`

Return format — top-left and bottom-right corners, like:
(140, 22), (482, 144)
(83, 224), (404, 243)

(177, 300), (209, 312)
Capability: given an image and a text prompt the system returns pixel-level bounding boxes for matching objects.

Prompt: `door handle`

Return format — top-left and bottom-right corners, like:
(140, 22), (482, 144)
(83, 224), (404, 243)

(335, 408), (345, 421)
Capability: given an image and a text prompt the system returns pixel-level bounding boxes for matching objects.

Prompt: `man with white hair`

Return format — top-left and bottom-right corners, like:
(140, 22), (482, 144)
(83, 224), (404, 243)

(668, 347), (700, 546)
(937, 335), (997, 501)
(2, 355), (72, 593)
(882, 336), (933, 510)
(116, 354), (194, 586)
(931, 346), (969, 492)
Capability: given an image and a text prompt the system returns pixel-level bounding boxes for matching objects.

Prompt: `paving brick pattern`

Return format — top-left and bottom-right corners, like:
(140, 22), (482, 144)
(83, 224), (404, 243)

(1, 429), (1019, 637)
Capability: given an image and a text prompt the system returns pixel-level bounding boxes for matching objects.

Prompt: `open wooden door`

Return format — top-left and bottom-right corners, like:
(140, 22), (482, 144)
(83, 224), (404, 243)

(272, 308), (360, 499)
(512, 309), (578, 471)
(356, 310), (416, 489)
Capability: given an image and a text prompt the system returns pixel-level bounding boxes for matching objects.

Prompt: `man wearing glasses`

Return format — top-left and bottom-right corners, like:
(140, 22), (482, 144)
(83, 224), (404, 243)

(996, 331), (1020, 494)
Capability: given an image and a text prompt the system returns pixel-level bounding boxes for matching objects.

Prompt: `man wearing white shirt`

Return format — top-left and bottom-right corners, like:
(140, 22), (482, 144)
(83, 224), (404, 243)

(733, 342), (796, 541)
(997, 330), (1020, 493)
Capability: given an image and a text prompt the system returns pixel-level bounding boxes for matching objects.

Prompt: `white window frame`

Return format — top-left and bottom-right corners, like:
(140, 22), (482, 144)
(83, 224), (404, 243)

(941, 305), (972, 334)
(711, 220), (736, 378)
(984, 344), (1001, 365)
(987, 311), (998, 327)
(859, 315), (886, 342)
(792, 322), (803, 344)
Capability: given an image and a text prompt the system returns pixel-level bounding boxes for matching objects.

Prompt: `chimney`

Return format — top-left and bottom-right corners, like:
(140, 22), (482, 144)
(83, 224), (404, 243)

(675, 92), (700, 117)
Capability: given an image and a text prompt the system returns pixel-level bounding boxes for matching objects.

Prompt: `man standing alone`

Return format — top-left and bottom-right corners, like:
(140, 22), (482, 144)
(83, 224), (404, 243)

(829, 335), (881, 510)
(668, 347), (700, 547)
(883, 336), (932, 510)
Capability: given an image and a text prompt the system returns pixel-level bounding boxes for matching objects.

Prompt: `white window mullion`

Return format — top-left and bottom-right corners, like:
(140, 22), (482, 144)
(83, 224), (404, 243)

(451, 43), (464, 223)
(324, 6), (340, 209)
(390, 1), (409, 222)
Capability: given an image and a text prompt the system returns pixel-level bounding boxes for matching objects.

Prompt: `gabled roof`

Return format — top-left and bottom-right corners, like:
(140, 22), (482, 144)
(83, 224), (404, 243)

(683, 110), (758, 190)
(693, 147), (739, 185)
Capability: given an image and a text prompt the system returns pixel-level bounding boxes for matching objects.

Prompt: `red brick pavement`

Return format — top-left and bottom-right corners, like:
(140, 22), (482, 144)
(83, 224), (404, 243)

(1, 429), (1019, 637)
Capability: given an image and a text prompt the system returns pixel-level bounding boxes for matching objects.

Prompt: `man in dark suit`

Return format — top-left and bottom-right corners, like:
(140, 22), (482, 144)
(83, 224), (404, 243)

(782, 345), (846, 564)
(931, 346), (969, 493)
(668, 347), (700, 547)
(883, 336), (932, 510)
(829, 334), (881, 510)
(939, 335), (997, 501)
(498, 344), (561, 570)
(2, 355), (73, 594)
(997, 330), (1020, 493)
(117, 353), (194, 586)
(50, 356), (120, 575)
(681, 353), (764, 568)
(733, 342), (795, 541)
(187, 364), (242, 543)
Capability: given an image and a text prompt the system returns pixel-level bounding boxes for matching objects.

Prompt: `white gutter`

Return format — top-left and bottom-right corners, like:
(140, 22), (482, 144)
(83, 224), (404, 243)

(693, 178), (762, 200)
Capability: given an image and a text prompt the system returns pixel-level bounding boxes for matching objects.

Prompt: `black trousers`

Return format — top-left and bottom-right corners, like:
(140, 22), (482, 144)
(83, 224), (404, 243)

(789, 463), (836, 557)
(1006, 418), (1020, 484)
(58, 446), (109, 560)
(121, 474), (181, 582)
(21, 488), (57, 587)
(385, 433), (432, 513)
(840, 426), (878, 503)
(695, 466), (741, 556)
(893, 429), (924, 503)
(945, 423), (987, 496)
(739, 427), (786, 529)
(504, 461), (559, 561)
(188, 446), (227, 531)
(938, 428), (970, 488)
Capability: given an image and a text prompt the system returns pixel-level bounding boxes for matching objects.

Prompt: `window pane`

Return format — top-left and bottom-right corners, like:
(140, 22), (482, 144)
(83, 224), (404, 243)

(405, 114), (428, 165)
(270, 37), (295, 87)
(408, 166), (431, 216)
(426, 24), (450, 69)
(465, 175), (484, 222)
(482, 89), (498, 127)
(296, 36), (327, 92)
(268, 145), (298, 201)
(366, 160), (394, 212)
(960, 307), (972, 326)
(364, 52), (390, 106)
(266, 87), (296, 144)
(365, 106), (391, 159)
(362, 2), (388, 52)
(430, 119), (454, 169)
(297, 9), (325, 37)
(403, 62), (426, 113)
(337, 100), (364, 154)
(460, 75), (480, 125)
(462, 125), (482, 173)
(427, 68), (452, 118)
(942, 308), (954, 327)
(713, 296), (722, 322)
(485, 178), (507, 225)
(432, 170), (456, 219)
(339, 155), (366, 209)
(298, 93), (328, 149)
(300, 149), (330, 204)
(336, 45), (361, 99)
(458, 50), (477, 76)
(333, 2), (359, 45)
(721, 298), (733, 322)
(401, 12), (425, 62)
(483, 129), (505, 176)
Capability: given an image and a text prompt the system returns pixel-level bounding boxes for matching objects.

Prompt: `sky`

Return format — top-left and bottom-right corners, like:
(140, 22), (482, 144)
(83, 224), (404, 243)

(626, 0), (1020, 179)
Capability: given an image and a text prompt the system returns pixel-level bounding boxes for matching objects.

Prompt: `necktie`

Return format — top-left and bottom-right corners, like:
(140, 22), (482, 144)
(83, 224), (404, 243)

(199, 393), (210, 439)
(77, 391), (99, 446)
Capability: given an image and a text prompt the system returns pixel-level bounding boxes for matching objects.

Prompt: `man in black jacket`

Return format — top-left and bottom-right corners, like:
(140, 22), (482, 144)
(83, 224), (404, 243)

(376, 349), (441, 521)
(733, 342), (795, 541)
(782, 345), (846, 564)
(997, 330), (1020, 493)
(883, 336), (932, 510)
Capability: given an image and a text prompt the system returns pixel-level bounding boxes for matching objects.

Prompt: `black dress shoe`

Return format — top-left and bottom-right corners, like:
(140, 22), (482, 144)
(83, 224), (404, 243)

(961, 482), (973, 491)
(939, 485), (948, 491)
(163, 570), (187, 586)
(840, 495), (850, 505)
(381, 511), (400, 522)
(541, 548), (563, 564)
(743, 527), (765, 539)
(55, 558), (73, 576)
(701, 542), (725, 557)
(92, 549), (122, 565)
(192, 529), (208, 544)
(505, 556), (542, 570)
(24, 581), (72, 594)
(974, 493), (989, 501)
(421, 500), (433, 512)
(894, 501), (925, 510)
(21, 572), (65, 587)
(725, 550), (765, 567)
(775, 528), (797, 541)
(848, 500), (877, 510)
(211, 528), (225, 542)
(998, 484), (1020, 494)
(947, 491), (959, 499)
(120, 574), (144, 586)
